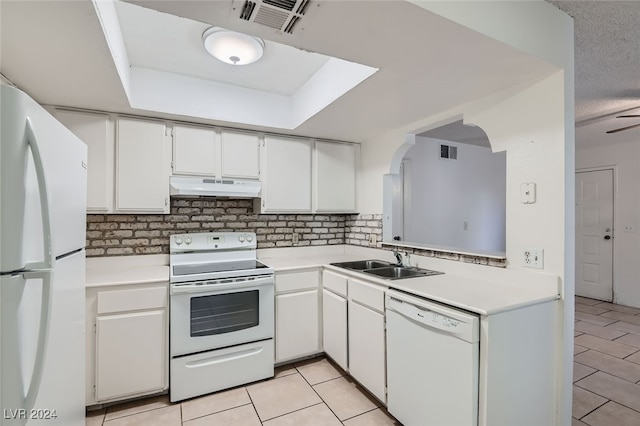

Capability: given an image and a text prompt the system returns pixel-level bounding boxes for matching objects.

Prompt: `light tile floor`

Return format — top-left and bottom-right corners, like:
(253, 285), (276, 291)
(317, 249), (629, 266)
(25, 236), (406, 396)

(86, 357), (400, 426)
(88, 296), (640, 426)
(573, 296), (640, 426)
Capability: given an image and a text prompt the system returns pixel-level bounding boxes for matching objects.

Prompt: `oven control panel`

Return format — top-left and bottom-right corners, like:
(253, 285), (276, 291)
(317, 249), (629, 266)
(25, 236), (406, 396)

(170, 232), (257, 252)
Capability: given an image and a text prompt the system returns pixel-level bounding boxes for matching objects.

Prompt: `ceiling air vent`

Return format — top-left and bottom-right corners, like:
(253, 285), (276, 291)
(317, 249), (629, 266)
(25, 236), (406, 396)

(236, 0), (312, 34)
(240, 1), (256, 20)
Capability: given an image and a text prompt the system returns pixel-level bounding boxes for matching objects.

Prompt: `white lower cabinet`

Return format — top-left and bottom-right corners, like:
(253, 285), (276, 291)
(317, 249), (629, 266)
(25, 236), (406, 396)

(96, 310), (165, 401)
(348, 279), (386, 403)
(86, 283), (168, 405)
(274, 269), (321, 363)
(322, 288), (348, 371)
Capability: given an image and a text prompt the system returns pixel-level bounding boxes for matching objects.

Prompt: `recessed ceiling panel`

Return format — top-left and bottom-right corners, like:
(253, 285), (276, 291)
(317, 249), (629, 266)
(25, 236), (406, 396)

(114, 0), (330, 96)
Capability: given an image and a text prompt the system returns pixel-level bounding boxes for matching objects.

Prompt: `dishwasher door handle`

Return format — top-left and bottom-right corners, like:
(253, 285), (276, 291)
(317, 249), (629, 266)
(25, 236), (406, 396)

(388, 297), (439, 328)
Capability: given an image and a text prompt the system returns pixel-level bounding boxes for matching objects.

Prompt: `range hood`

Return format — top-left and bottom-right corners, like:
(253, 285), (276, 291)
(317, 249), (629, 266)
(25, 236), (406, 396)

(170, 176), (261, 198)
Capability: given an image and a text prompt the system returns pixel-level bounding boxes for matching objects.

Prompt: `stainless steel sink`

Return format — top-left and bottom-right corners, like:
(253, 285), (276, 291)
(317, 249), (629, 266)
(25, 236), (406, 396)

(331, 259), (443, 280)
(330, 259), (392, 270)
(363, 266), (444, 280)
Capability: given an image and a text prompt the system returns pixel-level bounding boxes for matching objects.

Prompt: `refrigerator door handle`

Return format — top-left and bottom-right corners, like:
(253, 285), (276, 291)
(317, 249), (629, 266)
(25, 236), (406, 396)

(21, 269), (53, 414)
(24, 117), (55, 270)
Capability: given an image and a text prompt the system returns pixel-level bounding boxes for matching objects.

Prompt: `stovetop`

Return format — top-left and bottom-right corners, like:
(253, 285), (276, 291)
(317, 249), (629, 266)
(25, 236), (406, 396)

(169, 232), (273, 284)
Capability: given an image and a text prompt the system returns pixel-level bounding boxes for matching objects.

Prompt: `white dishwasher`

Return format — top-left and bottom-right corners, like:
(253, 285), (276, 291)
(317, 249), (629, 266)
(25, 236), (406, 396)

(386, 289), (480, 426)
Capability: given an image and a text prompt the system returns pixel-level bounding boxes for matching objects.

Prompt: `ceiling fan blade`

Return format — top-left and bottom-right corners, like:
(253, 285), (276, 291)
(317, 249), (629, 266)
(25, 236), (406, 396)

(616, 114), (640, 118)
(607, 123), (640, 134)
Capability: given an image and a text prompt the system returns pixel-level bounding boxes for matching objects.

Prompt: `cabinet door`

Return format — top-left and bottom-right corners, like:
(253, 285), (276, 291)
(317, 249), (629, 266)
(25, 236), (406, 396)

(315, 141), (357, 212)
(116, 118), (170, 213)
(221, 131), (260, 179)
(173, 124), (218, 176)
(322, 289), (348, 371)
(261, 136), (312, 212)
(349, 301), (386, 402)
(55, 110), (113, 212)
(95, 310), (166, 401)
(275, 290), (320, 363)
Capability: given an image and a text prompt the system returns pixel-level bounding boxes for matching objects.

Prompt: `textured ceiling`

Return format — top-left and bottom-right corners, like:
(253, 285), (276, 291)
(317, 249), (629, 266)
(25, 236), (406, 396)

(548, 0), (640, 124)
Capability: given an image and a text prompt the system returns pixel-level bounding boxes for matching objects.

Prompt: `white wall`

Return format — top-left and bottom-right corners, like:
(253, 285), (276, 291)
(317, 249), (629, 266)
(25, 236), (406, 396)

(576, 140), (640, 308)
(403, 137), (506, 252)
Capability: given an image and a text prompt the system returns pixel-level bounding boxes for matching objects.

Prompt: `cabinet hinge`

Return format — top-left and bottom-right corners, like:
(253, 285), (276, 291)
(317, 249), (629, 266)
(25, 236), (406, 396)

(93, 323), (96, 334)
(165, 198), (169, 206)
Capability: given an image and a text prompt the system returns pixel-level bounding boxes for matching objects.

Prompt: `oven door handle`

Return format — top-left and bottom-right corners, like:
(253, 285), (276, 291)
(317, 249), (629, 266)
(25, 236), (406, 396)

(171, 276), (274, 295)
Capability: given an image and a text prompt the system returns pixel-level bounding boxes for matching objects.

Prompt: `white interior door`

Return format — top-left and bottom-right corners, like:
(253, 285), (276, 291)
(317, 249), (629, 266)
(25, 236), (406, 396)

(575, 169), (614, 301)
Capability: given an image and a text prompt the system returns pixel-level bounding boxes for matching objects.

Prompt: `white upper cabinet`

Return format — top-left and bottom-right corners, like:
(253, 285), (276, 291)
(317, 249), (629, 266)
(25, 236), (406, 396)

(172, 124), (218, 177)
(315, 141), (358, 213)
(221, 131), (260, 179)
(172, 127), (260, 180)
(260, 136), (313, 213)
(116, 118), (170, 213)
(54, 110), (113, 213)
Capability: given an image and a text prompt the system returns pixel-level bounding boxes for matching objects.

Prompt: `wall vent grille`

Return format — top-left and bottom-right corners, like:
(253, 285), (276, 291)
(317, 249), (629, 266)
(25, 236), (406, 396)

(440, 144), (458, 160)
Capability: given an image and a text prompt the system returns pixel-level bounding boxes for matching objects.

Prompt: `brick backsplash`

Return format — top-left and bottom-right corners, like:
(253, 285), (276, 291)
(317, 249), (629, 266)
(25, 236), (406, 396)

(86, 199), (352, 257)
(86, 203), (504, 267)
(345, 214), (383, 248)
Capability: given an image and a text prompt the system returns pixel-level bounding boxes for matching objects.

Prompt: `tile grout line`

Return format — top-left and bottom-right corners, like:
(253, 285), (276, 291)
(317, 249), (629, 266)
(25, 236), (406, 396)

(575, 399), (610, 421)
(574, 299), (640, 421)
(181, 401), (254, 424)
(293, 363), (345, 423)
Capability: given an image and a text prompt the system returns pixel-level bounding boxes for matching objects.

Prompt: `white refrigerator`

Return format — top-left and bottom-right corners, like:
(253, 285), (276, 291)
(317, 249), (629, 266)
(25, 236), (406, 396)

(1, 85), (87, 425)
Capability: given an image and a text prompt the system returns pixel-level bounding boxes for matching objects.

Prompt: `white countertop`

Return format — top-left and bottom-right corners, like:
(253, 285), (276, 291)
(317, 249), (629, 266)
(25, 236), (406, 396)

(86, 254), (169, 288)
(85, 247), (560, 315)
(258, 245), (560, 316)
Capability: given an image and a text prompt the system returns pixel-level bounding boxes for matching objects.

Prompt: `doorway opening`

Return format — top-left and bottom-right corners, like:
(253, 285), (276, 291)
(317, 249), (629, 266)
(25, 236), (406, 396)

(385, 119), (506, 256)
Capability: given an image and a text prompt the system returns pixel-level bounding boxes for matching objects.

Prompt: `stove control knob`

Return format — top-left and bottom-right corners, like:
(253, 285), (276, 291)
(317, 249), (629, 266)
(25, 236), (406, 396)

(175, 237), (183, 245)
(246, 235), (253, 242)
(185, 237), (192, 245)
(238, 235), (246, 243)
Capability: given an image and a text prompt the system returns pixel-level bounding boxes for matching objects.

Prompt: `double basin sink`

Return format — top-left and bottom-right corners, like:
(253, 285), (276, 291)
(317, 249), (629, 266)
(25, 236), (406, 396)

(330, 259), (443, 280)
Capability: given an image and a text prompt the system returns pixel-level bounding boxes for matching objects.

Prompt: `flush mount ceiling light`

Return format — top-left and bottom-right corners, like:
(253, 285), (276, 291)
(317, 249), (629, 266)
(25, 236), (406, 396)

(202, 27), (265, 66)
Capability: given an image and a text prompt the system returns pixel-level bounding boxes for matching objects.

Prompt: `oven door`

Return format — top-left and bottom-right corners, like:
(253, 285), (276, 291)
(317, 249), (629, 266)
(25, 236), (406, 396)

(170, 275), (274, 357)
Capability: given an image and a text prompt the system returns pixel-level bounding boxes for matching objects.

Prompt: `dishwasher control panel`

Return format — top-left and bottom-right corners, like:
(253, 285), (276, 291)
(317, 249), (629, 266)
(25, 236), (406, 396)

(386, 290), (480, 343)
(431, 312), (461, 329)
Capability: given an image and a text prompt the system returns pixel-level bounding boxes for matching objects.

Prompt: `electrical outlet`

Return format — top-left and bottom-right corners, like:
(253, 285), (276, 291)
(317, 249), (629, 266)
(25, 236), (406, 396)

(369, 234), (377, 246)
(292, 232), (299, 245)
(523, 248), (543, 269)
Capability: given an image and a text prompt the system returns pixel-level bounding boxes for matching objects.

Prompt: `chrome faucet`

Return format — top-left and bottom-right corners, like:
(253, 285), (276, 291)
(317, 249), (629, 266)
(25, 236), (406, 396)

(393, 249), (403, 266)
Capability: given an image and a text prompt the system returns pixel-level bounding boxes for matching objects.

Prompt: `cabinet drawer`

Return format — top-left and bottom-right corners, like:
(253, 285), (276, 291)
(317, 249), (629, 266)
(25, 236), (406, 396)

(348, 279), (384, 313)
(275, 269), (319, 293)
(97, 286), (167, 314)
(323, 270), (348, 297)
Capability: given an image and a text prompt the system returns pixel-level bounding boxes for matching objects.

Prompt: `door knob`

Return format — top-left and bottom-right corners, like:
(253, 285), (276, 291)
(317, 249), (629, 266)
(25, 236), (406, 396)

(604, 235), (611, 240)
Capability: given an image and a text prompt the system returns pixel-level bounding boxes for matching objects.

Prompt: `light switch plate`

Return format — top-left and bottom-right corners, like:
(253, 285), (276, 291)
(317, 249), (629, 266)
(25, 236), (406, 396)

(521, 182), (536, 204)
